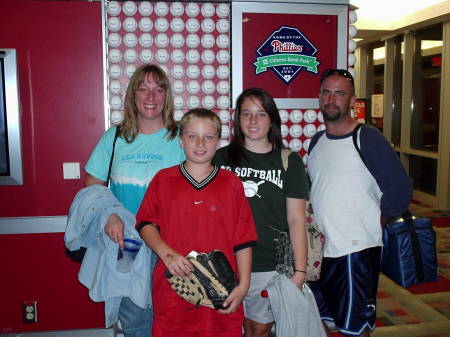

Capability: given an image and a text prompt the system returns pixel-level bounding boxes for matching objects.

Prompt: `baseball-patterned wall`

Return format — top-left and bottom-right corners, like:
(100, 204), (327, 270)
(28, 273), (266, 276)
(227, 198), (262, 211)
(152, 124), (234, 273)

(105, 1), (358, 163)
(106, 1), (232, 143)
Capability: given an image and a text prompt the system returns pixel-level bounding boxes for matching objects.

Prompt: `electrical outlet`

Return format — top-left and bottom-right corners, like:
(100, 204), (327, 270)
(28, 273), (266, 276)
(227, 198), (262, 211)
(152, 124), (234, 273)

(23, 301), (37, 323)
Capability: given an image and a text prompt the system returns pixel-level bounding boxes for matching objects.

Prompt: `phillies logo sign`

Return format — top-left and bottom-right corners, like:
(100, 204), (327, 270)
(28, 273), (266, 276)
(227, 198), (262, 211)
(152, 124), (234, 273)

(254, 26), (319, 84)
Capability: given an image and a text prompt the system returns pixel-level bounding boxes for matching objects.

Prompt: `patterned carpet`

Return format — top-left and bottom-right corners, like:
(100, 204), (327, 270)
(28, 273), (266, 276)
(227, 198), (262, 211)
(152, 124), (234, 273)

(409, 199), (450, 219)
(372, 202), (450, 337)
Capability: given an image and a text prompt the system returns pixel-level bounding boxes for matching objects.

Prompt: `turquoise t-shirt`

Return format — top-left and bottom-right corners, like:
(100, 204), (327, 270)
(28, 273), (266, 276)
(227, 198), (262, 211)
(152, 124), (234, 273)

(85, 126), (185, 214)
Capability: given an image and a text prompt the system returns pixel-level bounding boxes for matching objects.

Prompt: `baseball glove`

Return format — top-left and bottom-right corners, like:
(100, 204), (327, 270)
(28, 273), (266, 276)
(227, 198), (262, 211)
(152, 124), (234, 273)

(165, 250), (238, 310)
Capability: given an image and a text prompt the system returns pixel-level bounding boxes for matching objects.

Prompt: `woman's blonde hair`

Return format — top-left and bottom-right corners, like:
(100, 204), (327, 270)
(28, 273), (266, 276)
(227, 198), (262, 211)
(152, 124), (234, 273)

(120, 64), (177, 142)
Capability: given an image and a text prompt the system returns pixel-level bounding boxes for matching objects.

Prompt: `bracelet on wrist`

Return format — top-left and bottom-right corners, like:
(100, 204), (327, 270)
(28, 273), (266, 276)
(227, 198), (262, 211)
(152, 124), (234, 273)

(294, 269), (307, 274)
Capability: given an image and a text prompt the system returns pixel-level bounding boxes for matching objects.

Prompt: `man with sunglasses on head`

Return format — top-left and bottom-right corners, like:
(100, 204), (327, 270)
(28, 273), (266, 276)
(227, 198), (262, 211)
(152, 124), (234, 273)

(307, 69), (412, 337)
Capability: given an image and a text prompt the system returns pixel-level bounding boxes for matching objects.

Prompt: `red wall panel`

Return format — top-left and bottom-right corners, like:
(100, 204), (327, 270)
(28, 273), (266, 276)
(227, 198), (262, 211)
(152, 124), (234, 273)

(0, 0), (105, 217)
(242, 12), (338, 99)
(0, 0), (106, 332)
(0, 234), (104, 332)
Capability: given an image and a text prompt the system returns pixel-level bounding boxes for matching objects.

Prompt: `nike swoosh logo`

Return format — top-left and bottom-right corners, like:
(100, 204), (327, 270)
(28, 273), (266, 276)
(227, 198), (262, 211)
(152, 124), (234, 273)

(194, 200), (203, 205)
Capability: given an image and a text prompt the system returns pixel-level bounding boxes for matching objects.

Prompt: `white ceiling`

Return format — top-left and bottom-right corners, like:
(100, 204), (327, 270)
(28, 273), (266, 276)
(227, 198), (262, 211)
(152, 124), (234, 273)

(351, 0), (450, 40)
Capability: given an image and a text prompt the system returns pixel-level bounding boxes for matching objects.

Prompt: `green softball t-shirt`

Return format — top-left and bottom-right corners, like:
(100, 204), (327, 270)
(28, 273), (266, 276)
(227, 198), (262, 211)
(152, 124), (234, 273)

(213, 147), (309, 272)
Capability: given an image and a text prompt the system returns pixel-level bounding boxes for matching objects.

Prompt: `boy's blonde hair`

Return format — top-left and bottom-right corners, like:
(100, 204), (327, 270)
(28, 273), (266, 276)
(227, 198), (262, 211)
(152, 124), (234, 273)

(179, 108), (222, 138)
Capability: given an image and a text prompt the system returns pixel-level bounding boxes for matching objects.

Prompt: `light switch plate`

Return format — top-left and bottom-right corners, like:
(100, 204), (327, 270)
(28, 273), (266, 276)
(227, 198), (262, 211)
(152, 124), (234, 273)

(63, 162), (80, 179)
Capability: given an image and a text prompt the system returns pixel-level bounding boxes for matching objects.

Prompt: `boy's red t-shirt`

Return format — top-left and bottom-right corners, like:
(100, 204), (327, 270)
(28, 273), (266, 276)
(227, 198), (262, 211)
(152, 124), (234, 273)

(136, 164), (257, 332)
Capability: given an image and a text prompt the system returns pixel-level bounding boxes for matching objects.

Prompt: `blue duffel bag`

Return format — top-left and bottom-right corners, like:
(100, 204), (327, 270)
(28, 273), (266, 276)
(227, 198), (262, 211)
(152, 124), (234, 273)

(380, 211), (438, 287)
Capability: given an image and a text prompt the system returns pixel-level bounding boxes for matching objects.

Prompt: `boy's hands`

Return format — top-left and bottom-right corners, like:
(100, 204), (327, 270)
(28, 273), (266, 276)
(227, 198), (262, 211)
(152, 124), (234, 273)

(218, 283), (248, 314)
(165, 250), (241, 311)
(162, 252), (193, 277)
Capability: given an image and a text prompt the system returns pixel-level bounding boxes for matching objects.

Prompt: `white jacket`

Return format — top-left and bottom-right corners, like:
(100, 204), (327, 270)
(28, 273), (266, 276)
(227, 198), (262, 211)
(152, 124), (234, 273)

(267, 274), (326, 337)
(64, 184), (153, 327)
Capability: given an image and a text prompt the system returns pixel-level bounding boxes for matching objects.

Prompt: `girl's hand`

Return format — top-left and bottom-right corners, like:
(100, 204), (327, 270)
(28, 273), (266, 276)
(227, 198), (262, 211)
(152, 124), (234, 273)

(290, 270), (306, 288)
(162, 252), (193, 277)
(104, 213), (124, 248)
(218, 283), (248, 314)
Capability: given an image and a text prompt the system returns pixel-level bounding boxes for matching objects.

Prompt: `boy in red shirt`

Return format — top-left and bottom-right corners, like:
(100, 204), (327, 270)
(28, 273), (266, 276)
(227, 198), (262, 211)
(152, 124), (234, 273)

(136, 108), (257, 337)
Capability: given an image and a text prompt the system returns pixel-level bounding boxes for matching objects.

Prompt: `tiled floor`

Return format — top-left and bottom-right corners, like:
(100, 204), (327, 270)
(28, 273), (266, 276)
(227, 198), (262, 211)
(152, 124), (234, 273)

(374, 274), (450, 337)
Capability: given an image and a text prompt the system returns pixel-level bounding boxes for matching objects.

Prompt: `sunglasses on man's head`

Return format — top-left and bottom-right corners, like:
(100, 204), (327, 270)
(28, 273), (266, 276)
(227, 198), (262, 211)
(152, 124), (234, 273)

(320, 68), (354, 86)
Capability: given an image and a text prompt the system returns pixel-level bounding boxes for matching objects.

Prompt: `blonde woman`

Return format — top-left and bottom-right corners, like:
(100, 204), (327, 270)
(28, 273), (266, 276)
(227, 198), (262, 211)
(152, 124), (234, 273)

(85, 64), (185, 337)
